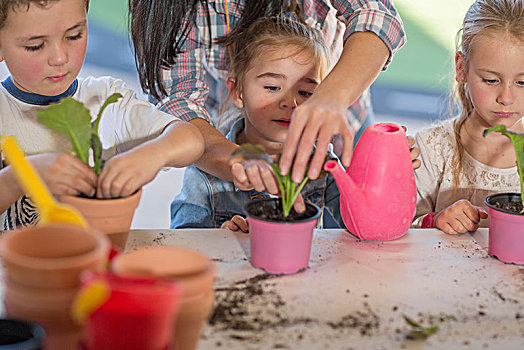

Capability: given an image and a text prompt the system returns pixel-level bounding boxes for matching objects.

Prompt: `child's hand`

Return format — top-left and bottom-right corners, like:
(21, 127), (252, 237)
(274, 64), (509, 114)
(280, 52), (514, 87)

(97, 149), (161, 198)
(221, 215), (249, 233)
(434, 199), (488, 234)
(229, 157), (306, 213)
(402, 126), (421, 170)
(28, 153), (97, 197)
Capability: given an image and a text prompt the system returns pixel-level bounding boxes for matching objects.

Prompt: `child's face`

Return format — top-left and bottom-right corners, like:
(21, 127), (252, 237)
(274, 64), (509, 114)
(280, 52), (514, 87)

(232, 46), (321, 150)
(0, 0), (87, 96)
(457, 32), (524, 130)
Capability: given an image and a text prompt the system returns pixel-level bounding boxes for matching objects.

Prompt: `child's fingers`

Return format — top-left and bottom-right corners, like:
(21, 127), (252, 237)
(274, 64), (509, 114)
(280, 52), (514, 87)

(258, 164), (279, 195)
(221, 221), (239, 231)
(231, 215), (249, 233)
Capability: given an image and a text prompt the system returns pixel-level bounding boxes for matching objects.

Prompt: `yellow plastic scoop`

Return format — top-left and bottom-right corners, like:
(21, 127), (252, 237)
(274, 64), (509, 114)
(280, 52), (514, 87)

(1, 136), (88, 227)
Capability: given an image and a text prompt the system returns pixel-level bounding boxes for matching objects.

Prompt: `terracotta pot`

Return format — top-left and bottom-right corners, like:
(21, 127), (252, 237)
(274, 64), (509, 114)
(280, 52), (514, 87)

(0, 225), (110, 288)
(485, 193), (524, 264)
(60, 189), (142, 250)
(0, 318), (45, 349)
(245, 198), (320, 274)
(0, 224), (110, 350)
(111, 246), (216, 350)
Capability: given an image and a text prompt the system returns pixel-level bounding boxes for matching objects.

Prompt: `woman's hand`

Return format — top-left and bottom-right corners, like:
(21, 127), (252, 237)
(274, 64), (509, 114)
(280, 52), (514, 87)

(434, 199), (488, 234)
(221, 215), (249, 233)
(279, 98), (354, 184)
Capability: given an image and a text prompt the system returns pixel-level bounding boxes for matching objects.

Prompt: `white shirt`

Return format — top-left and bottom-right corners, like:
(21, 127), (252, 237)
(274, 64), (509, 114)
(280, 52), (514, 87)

(413, 118), (520, 228)
(0, 76), (179, 229)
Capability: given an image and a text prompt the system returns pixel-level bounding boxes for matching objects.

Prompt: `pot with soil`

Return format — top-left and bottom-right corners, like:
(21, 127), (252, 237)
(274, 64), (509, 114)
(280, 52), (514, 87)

(60, 189), (142, 250)
(483, 125), (524, 264)
(485, 193), (524, 264)
(245, 197), (321, 275)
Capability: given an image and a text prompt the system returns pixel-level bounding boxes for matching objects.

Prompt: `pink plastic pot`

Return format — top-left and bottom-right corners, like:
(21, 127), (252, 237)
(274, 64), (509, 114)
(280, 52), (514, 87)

(81, 271), (180, 350)
(245, 198), (320, 274)
(324, 123), (416, 241)
(485, 193), (524, 264)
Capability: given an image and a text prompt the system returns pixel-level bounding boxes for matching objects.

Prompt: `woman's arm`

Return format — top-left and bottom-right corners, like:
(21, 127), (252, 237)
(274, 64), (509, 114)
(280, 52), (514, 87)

(280, 0), (407, 183)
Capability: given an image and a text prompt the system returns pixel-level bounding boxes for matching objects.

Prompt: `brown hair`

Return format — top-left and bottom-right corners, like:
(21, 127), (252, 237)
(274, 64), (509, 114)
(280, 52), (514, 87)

(451, 0), (524, 186)
(0, 0), (89, 31)
(217, 14), (330, 97)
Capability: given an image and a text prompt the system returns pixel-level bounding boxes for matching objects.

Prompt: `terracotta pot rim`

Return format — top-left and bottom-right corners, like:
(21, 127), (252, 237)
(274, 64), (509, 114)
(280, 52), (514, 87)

(485, 192), (523, 216)
(60, 188), (142, 205)
(111, 246), (214, 278)
(0, 225), (109, 270)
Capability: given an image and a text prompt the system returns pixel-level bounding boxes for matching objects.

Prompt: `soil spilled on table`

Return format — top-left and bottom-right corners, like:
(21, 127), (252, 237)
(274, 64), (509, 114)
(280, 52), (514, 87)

(209, 274), (313, 331)
(209, 274), (381, 344)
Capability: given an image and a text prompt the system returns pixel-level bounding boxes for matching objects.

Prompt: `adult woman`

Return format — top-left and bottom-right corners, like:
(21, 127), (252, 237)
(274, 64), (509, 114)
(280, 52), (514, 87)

(129, 1), (405, 194)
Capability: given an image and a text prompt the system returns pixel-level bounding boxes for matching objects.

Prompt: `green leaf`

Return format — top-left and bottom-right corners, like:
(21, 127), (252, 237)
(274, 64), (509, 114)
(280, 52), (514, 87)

(403, 315), (441, 340)
(230, 144), (274, 163)
(93, 93), (122, 136)
(91, 134), (103, 175)
(37, 97), (92, 165)
(484, 125), (524, 211)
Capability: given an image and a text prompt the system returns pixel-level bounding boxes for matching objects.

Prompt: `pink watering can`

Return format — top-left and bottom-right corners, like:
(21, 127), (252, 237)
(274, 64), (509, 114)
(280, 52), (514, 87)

(324, 123), (416, 240)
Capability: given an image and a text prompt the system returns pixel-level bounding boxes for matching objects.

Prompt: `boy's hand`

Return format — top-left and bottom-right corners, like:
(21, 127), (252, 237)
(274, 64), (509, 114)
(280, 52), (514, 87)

(29, 153), (97, 197)
(221, 215), (249, 233)
(97, 149), (162, 198)
(229, 157), (306, 213)
(434, 199), (488, 235)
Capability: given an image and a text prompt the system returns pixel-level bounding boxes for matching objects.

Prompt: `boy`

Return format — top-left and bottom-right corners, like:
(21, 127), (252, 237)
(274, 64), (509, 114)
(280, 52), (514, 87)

(0, 0), (204, 229)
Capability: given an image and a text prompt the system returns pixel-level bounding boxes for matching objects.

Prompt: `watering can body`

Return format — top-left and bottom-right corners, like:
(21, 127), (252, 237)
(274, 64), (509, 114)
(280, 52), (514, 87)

(325, 123), (416, 240)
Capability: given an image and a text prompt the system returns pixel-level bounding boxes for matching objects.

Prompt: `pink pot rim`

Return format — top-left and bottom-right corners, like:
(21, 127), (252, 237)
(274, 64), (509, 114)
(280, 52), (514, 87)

(485, 193), (523, 217)
(244, 198), (321, 224)
(0, 224), (109, 270)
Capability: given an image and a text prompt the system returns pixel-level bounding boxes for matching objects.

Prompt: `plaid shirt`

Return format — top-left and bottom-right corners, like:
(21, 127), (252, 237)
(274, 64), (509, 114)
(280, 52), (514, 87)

(156, 0), (406, 128)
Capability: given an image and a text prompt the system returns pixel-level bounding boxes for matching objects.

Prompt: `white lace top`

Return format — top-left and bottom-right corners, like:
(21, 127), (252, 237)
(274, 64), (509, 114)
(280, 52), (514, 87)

(412, 117), (520, 228)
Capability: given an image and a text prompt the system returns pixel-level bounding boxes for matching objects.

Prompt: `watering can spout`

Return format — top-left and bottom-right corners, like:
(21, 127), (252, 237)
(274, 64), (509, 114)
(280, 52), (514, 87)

(323, 123), (417, 241)
(324, 160), (366, 237)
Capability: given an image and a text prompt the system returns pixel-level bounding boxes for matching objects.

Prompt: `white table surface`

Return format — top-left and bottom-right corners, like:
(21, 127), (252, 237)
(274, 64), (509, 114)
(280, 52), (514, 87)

(2, 228), (523, 349)
(123, 228), (524, 350)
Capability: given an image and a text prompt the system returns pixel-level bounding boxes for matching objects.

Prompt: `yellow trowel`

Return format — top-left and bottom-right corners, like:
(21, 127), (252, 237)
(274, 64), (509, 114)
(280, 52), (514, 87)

(1, 136), (88, 228)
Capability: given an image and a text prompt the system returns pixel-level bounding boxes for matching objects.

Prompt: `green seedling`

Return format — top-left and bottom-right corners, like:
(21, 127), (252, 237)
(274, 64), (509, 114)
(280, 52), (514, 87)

(484, 125), (524, 213)
(37, 93), (122, 175)
(403, 315), (441, 340)
(230, 144), (331, 217)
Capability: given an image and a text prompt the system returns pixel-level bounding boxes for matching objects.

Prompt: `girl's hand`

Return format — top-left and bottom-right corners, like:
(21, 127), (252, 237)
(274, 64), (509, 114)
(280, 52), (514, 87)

(434, 199), (488, 234)
(401, 126), (421, 170)
(97, 149), (161, 199)
(29, 153), (97, 197)
(221, 215), (249, 232)
(229, 157), (306, 213)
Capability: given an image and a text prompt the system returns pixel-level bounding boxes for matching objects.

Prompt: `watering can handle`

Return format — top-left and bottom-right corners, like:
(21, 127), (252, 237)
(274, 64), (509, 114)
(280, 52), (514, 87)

(1, 136), (56, 210)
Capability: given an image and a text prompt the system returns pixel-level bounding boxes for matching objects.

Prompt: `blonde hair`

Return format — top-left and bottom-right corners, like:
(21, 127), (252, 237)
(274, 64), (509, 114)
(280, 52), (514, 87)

(452, 0), (524, 186)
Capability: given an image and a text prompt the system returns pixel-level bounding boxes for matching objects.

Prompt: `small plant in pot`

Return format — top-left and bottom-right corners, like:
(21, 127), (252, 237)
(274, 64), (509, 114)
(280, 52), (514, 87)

(231, 144), (323, 275)
(37, 94), (142, 250)
(483, 125), (524, 264)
